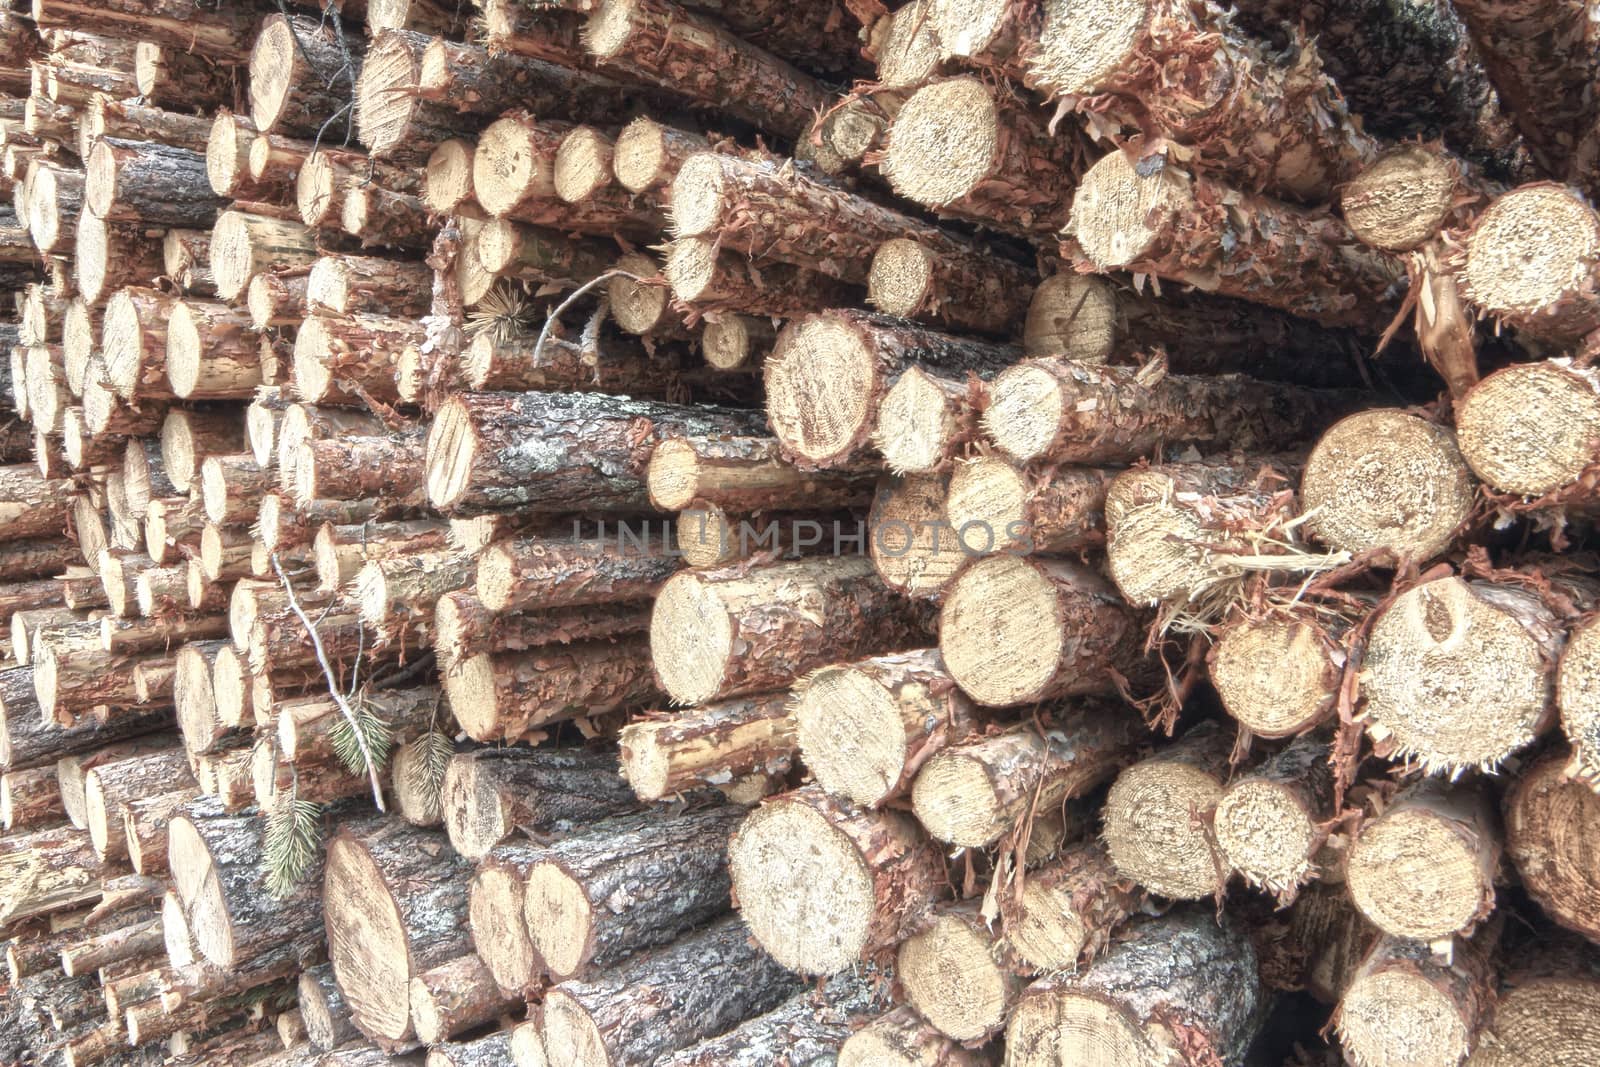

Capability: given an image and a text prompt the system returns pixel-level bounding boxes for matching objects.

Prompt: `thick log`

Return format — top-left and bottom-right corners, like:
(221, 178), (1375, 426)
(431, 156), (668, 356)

(939, 554), (1140, 707)
(312, 519), (448, 591)
(897, 901), (1019, 1042)
(1102, 720), (1232, 900)
(1362, 573), (1567, 774)
(1455, 358), (1600, 502)
(1214, 733), (1335, 898)
(324, 818), (473, 1044)
(1007, 908), (1264, 1067)
(467, 842), (543, 996)
(522, 806), (742, 979)
(167, 797), (324, 969)
(914, 707), (1140, 844)
(205, 111), (282, 202)
(658, 974), (881, 1066)
(612, 117), (706, 195)
(248, 14), (363, 141)
(425, 390), (765, 513)
(199, 455), (270, 526)
(25, 161), (82, 255)
(764, 310), (1017, 469)
(1346, 779), (1499, 945)
(293, 431), (427, 507)
(1208, 607), (1348, 738)
(729, 784), (947, 974)
(354, 550), (473, 635)
(1104, 454), (1307, 610)
(445, 638), (658, 741)
(1066, 151), (1402, 328)
(1502, 749), (1600, 944)
(582, 0), (825, 141)
(402, 957), (515, 1048)
(420, 137), (476, 215)
(31, 0), (257, 62)
(540, 914), (800, 1067)
(1336, 934), (1495, 1067)
(985, 357), (1350, 466)
(652, 556), (932, 705)
(300, 962), (361, 1051)
(618, 693), (795, 803)
(0, 668), (171, 771)
(73, 212), (163, 308)
(100, 286), (176, 402)
(35, 638), (169, 719)
(882, 75), (1081, 236)
(292, 311), (425, 406)
(210, 209), (319, 303)
(165, 300), (261, 401)
(83, 747), (194, 859)
(85, 139), (225, 229)
(356, 29), (639, 162)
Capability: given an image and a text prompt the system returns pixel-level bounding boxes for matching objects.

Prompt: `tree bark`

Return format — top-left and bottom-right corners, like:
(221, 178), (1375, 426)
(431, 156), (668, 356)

(764, 309), (1019, 469)
(939, 554), (1142, 707)
(324, 817), (473, 1045)
(582, 0), (827, 141)
(540, 914), (800, 1067)
(1006, 908), (1264, 1067)
(460, 329), (702, 398)
(432, 590), (648, 673)
(1004, 839), (1140, 975)
(0, 463), (71, 542)
(914, 710), (1141, 848)
(1066, 151), (1402, 328)
(944, 457), (1113, 557)
(1102, 720), (1232, 900)
(341, 182), (433, 250)
(292, 311), (426, 406)
(617, 693), (796, 803)
(475, 534), (677, 613)
(0, 667), (170, 772)
(85, 139), (225, 229)
(1502, 748), (1600, 944)
(31, 0), (258, 62)
(445, 639), (659, 741)
(985, 356), (1354, 466)
(312, 518), (449, 591)
(408, 952), (519, 1045)
(840, 1005), (989, 1067)
(659, 972), (884, 1067)
(424, 390), (766, 513)
(440, 746), (638, 860)
(663, 235), (853, 320)
(652, 556), (934, 705)
(522, 806), (742, 979)
(0, 764), (64, 830)
(729, 784), (948, 974)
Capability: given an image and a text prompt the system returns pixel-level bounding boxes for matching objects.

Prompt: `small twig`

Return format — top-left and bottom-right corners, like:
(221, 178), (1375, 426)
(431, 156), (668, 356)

(271, 553), (386, 810)
(531, 270), (642, 365)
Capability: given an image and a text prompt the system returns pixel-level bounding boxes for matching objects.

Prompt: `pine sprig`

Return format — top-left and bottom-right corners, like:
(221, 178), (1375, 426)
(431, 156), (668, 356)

(264, 793), (324, 900)
(329, 690), (393, 778)
(404, 727), (454, 804)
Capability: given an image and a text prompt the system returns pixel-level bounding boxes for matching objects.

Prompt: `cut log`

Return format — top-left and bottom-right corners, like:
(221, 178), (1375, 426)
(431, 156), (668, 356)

(198, 455), (269, 527)
(913, 710), (1141, 847)
(606, 253), (688, 339)
(1102, 720), (1231, 900)
(701, 313), (776, 372)
(945, 457), (1112, 557)
(522, 806), (742, 979)
(617, 693), (795, 803)
(868, 232), (1035, 338)
(83, 746), (193, 859)
(1558, 613), (1600, 785)
(1208, 608), (1348, 738)
(441, 746), (637, 859)
(840, 1005), (988, 1067)
(467, 842), (543, 996)
(165, 299), (261, 401)
(162, 228), (214, 297)
(292, 311), (425, 406)
(0, 463), (70, 542)
(540, 914), (800, 1067)
(1004, 839), (1139, 974)
(294, 431), (427, 507)
(1301, 409), (1475, 563)
(73, 212), (163, 308)
(433, 591), (649, 674)
(1345, 779), (1499, 944)
(424, 390), (765, 513)
(248, 14), (363, 140)
(1342, 144), (1488, 255)
(658, 973), (883, 1067)
(1104, 454), (1307, 610)
(100, 285), (177, 402)
(1006, 908), (1264, 1067)
(342, 182), (432, 249)
(1455, 182), (1600, 348)
(210, 209), (320, 303)
(0, 668), (170, 771)
(1455, 359), (1600, 501)
(313, 519), (448, 591)
(421, 137), (476, 215)
(1, 764), (64, 829)
(300, 962), (361, 1052)
(1504, 749), (1600, 944)
(167, 797), (325, 969)
(307, 255), (432, 319)
(582, 0), (825, 140)
(898, 901), (1020, 1041)
(246, 271), (309, 330)
(649, 434), (873, 513)
(663, 235), (852, 319)
(85, 139), (225, 229)
(1066, 150), (1402, 328)
(882, 75), (1080, 236)
(1336, 934), (1494, 1067)
(445, 638), (658, 741)
(728, 784), (947, 974)
(938, 554), (1140, 707)
(764, 309), (1018, 469)
(355, 549), (474, 636)
(651, 556), (932, 705)
(31, 0), (257, 62)
(613, 116), (706, 194)
(458, 329), (706, 398)
(324, 817), (473, 1044)
(408, 952), (518, 1045)
(1361, 574), (1567, 773)
(1214, 733), (1335, 898)
(475, 534), (677, 614)
(985, 357), (1350, 466)
(0, 823), (101, 923)
(121, 788), (198, 875)
(24, 161), (82, 255)
(58, 913), (163, 977)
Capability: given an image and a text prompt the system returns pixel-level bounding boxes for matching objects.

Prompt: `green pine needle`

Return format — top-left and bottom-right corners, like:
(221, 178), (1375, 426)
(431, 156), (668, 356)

(329, 691), (393, 778)
(263, 795), (324, 900)
(405, 727), (454, 803)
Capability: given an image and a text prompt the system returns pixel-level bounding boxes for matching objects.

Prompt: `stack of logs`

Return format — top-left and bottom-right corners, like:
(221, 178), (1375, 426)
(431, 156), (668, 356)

(0, 0), (1599, 1064)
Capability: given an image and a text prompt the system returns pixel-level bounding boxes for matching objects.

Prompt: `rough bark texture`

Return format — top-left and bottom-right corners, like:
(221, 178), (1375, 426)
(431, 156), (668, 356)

(445, 638), (659, 741)
(647, 433), (874, 513)
(540, 914), (801, 1067)
(1066, 151), (1403, 328)
(658, 972), (884, 1067)
(425, 390), (766, 513)
(475, 535), (678, 613)
(86, 139), (225, 229)
(1006, 908), (1264, 1067)
(408, 952), (518, 1044)
(441, 747), (638, 858)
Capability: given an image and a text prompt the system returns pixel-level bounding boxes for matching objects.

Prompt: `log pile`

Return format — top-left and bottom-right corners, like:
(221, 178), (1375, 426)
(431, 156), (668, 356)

(0, 0), (1597, 1065)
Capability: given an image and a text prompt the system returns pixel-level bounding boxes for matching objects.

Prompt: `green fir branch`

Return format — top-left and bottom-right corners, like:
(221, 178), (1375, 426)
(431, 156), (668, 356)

(263, 792), (324, 900)
(329, 690), (393, 778)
